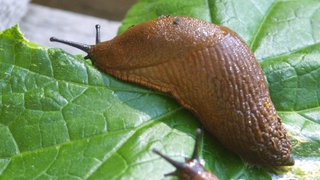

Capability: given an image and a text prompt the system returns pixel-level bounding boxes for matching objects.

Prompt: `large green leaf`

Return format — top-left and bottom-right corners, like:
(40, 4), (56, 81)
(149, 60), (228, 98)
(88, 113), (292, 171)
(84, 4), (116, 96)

(1, 0), (320, 179)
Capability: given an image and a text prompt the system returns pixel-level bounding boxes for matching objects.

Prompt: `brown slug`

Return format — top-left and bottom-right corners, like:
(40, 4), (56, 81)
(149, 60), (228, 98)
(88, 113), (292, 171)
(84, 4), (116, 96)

(50, 16), (294, 166)
(153, 129), (218, 180)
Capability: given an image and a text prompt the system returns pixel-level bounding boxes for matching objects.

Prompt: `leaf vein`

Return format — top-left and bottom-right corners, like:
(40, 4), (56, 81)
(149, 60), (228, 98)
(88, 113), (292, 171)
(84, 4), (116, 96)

(250, 1), (278, 51)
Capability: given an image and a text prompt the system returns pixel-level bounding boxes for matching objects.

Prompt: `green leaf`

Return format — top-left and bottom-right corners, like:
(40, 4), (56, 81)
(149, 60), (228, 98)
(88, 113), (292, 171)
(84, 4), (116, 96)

(1, 0), (320, 180)
(1, 25), (206, 179)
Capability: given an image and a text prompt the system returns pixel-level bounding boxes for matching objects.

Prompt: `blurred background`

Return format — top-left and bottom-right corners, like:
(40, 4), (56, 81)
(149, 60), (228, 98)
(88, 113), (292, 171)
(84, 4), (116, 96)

(32, 0), (137, 21)
(0, 0), (137, 54)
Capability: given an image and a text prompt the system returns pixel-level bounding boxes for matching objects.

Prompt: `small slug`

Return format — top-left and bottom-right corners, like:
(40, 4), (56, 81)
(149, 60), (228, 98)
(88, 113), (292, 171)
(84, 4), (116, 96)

(50, 16), (294, 166)
(153, 129), (218, 180)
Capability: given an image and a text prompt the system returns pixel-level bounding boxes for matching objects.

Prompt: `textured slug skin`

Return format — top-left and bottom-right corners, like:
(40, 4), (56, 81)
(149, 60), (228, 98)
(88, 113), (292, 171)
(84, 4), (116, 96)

(89, 16), (294, 166)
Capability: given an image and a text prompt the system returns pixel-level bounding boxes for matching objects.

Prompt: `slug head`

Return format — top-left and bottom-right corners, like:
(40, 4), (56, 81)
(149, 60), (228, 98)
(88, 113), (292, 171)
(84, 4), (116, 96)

(153, 129), (218, 180)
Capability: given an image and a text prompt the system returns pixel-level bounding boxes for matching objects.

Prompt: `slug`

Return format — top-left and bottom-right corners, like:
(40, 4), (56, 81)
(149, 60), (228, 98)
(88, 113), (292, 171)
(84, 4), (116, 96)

(50, 16), (294, 166)
(153, 129), (218, 180)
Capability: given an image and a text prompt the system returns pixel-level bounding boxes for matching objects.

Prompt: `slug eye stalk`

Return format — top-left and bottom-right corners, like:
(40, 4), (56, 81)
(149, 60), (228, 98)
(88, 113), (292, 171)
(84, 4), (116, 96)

(49, 37), (91, 53)
(50, 24), (102, 59)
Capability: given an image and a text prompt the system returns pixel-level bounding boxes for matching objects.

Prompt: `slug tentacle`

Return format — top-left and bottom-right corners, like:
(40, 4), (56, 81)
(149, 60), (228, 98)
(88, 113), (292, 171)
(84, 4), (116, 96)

(153, 129), (218, 180)
(49, 37), (91, 53)
(95, 24), (101, 44)
(191, 128), (202, 160)
(152, 149), (186, 177)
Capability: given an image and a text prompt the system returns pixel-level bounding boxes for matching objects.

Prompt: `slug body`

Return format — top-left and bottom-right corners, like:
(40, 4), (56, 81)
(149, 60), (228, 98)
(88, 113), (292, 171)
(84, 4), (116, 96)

(51, 16), (293, 166)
